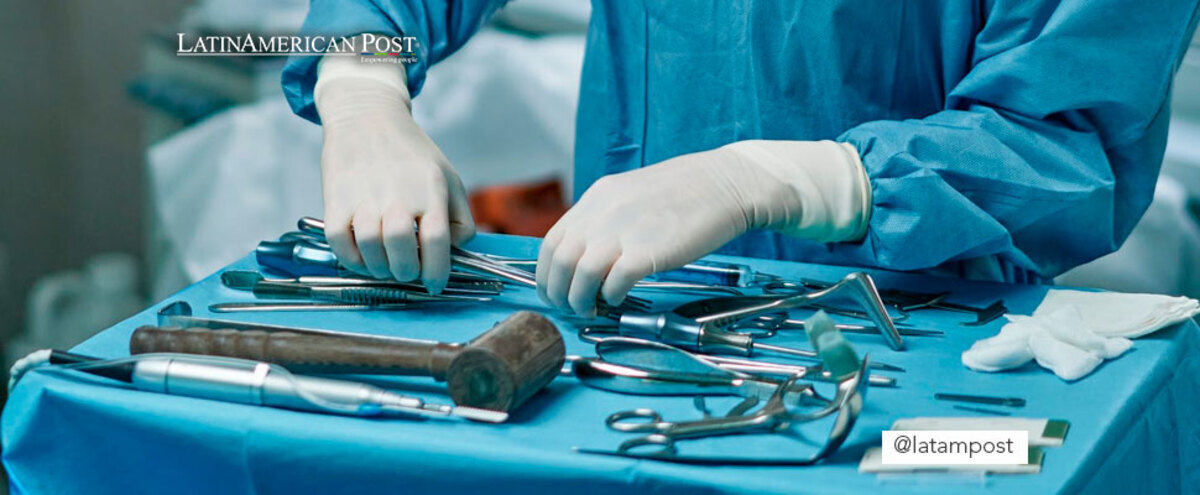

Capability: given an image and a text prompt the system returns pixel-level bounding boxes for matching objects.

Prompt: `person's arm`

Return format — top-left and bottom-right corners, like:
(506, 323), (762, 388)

(283, 0), (511, 123)
(831, 0), (1200, 277)
(282, 0), (508, 290)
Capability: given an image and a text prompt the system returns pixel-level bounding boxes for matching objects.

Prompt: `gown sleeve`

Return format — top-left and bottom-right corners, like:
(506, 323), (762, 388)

(837, 0), (1200, 277)
(281, 0), (510, 124)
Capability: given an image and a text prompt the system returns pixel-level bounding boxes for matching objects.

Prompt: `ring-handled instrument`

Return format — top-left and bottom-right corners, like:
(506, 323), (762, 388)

(800, 278), (1008, 326)
(257, 236), (506, 293)
(27, 350), (506, 422)
(571, 336), (896, 391)
(291, 217), (654, 317)
(575, 355), (871, 465)
(132, 310), (565, 413)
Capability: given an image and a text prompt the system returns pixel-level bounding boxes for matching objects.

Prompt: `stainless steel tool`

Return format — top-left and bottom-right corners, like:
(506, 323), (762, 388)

(42, 351), (506, 422)
(575, 356), (871, 465)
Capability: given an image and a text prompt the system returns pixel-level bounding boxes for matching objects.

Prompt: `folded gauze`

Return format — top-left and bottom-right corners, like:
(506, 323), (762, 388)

(962, 290), (1199, 381)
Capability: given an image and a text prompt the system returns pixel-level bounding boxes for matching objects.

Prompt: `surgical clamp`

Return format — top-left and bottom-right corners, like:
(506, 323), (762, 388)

(575, 357), (871, 465)
(572, 336), (896, 388)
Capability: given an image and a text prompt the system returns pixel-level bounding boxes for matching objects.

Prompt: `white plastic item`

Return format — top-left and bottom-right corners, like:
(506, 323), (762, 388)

(9, 253), (143, 373)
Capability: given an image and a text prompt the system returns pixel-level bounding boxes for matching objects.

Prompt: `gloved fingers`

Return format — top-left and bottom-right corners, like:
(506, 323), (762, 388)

(445, 171), (476, 245)
(542, 239), (585, 312)
(417, 202), (451, 295)
(536, 221), (568, 303)
(323, 208), (367, 275)
(601, 252), (655, 307)
(381, 205), (419, 282)
(352, 207), (391, 280)
(567, 243), (620, 317)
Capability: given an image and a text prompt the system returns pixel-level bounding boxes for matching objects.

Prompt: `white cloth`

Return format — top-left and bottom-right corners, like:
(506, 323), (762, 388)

(962, 290), (1198, 381)
(1035, 289), (1200, 338)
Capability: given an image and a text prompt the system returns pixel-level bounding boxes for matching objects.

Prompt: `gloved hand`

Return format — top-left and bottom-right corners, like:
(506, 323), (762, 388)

(536, 140), (870, 316)
(314, 53), (474, 293)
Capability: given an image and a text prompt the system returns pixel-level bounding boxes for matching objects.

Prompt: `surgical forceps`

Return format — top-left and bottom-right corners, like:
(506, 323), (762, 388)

(576, 357), (871, 465)
(221, 271), (492, 305)
(473, 254), (744, 296)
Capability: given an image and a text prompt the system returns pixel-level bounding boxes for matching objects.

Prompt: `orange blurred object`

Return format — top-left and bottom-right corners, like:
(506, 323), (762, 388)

(469, 178), (568, 237)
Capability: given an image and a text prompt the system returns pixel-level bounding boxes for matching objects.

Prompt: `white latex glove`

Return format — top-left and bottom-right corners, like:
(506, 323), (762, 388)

(536, 140), (870, 316)
(314, 52), (474, 293)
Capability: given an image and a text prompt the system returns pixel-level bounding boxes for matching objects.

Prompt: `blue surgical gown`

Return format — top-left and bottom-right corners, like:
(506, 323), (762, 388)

(282, 0), (1200, 281)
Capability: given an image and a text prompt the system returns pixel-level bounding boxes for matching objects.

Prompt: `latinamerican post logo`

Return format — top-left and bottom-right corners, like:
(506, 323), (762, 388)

(176, 32), (418, 63)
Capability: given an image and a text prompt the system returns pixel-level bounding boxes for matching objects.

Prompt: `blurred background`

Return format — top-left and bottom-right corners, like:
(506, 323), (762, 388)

(0, 0), (1198, 410)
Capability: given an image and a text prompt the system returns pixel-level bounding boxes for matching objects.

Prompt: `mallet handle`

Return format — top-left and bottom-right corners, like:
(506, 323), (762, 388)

(130, 326), (461, 380)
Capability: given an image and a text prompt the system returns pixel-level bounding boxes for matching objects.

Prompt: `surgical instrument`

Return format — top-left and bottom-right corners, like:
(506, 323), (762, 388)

(23, 350), (507, 422)
(671, 272), (905, 350)
(651, 259), (783, 288)
(131, 311), (565, 412)
(801, 279), (1008, 326)
(574, 336), (896, 388)
(730, 312), (943, 338)
(159, 301), (418, 340)
(576, 356), (871, 465)
(480, 254), (744, 295)
(209, 302), (412, 312)
(242, 272), (503, 295)
(952, 405), (1013, 416)
(934, 392), (1026, 408)
(221, 270), (491, 304)
(293, 217), (654, 316)
(578, 325), (904, 372)
(257, 238), (507, 291)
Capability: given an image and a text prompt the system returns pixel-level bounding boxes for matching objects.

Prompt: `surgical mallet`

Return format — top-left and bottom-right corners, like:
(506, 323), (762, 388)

(129, 311), (565, 412)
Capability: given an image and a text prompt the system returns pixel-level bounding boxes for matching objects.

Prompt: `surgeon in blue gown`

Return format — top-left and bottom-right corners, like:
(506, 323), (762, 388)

(283, 0), (1200, 316)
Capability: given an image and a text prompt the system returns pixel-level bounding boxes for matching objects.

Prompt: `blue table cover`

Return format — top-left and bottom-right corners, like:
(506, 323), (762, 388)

(4, 234), (1199, 494)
